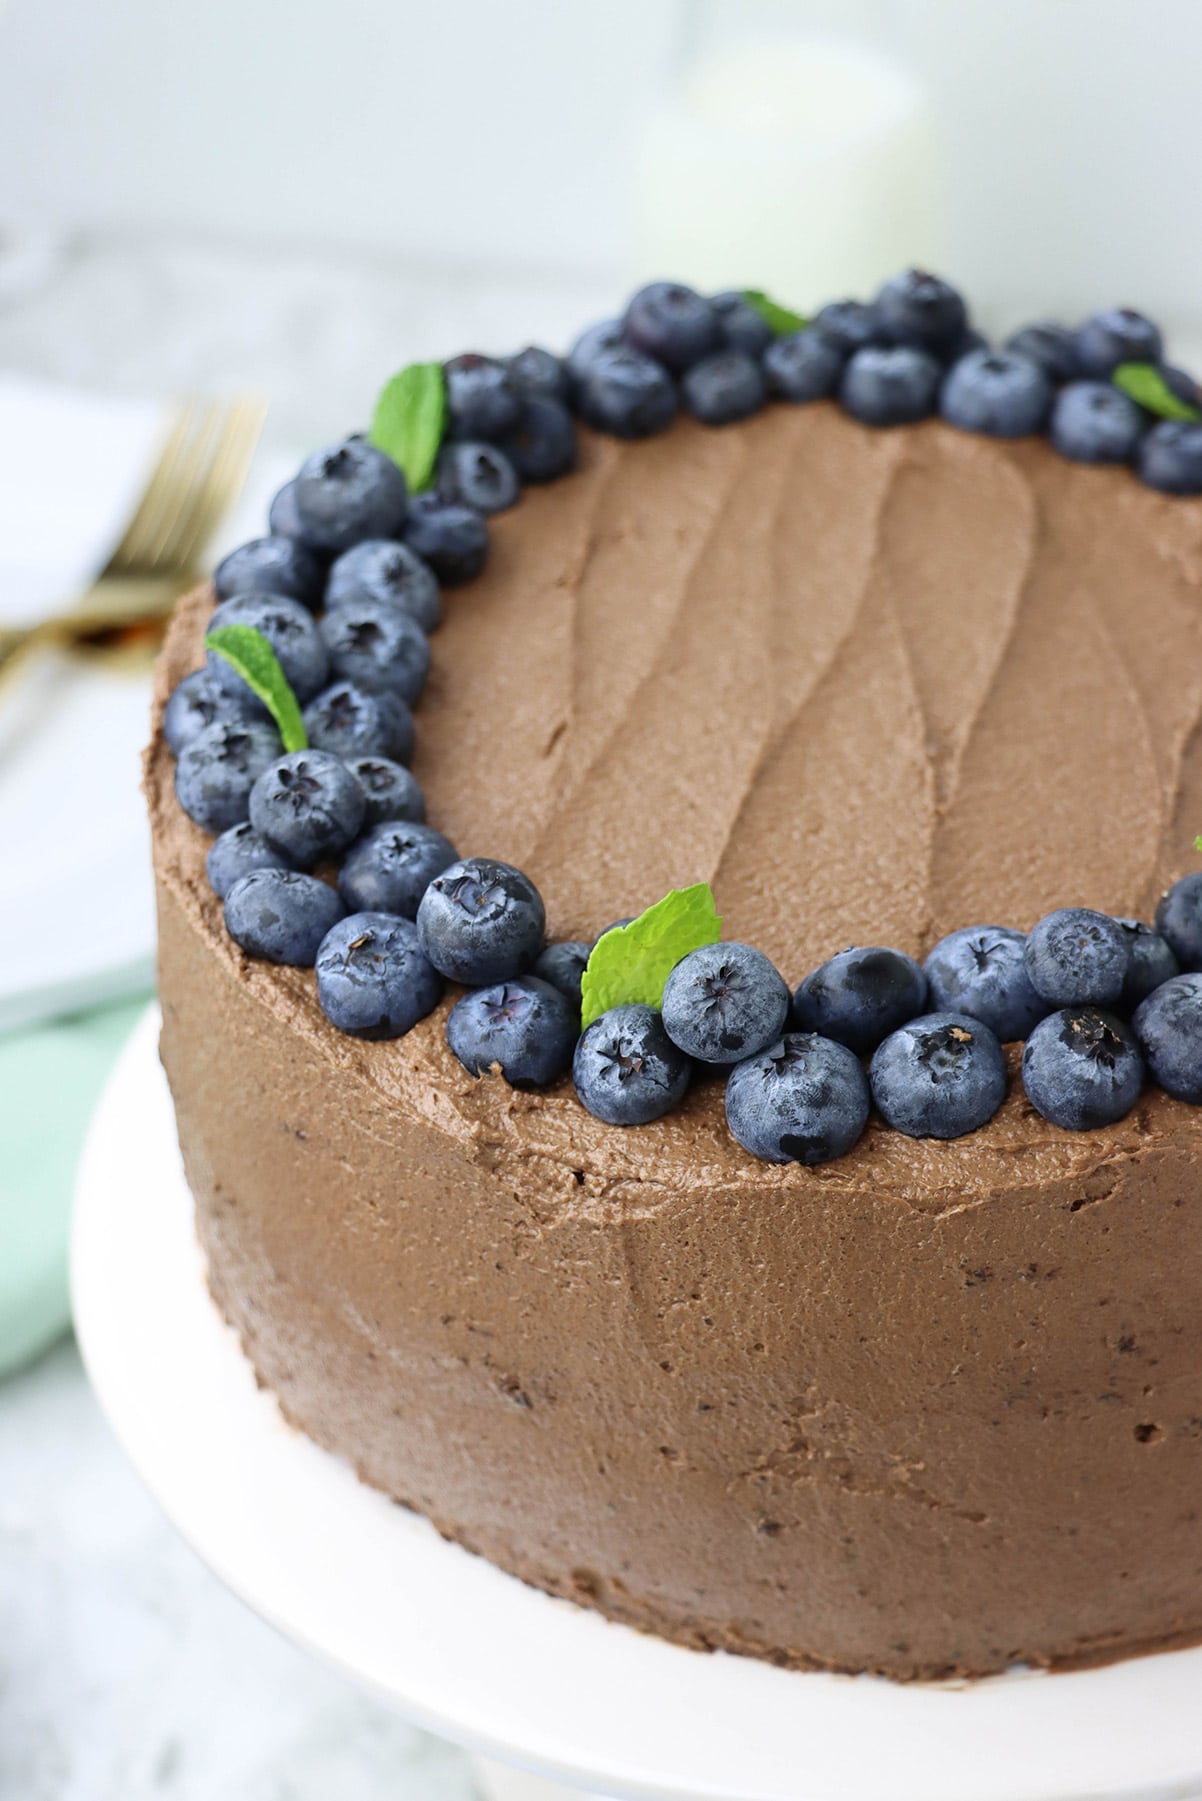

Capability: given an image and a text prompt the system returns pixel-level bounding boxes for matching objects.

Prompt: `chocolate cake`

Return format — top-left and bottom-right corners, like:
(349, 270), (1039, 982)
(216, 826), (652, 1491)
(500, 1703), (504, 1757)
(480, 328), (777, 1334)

(147, 280), (1202, 1681)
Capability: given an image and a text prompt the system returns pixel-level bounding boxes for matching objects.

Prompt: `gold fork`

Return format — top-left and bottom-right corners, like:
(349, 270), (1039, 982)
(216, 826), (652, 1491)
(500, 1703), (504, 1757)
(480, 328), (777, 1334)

(0, 393), (267, 680)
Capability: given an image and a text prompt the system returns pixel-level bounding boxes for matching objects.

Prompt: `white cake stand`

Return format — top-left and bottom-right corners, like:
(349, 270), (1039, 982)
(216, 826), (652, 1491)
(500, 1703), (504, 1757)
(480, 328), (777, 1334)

(71, 1008), (1202, 1801)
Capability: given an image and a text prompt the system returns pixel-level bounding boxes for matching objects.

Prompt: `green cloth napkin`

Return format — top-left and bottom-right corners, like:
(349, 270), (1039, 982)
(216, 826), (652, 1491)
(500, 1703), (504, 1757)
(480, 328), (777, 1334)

(0, 995), (148, 1378)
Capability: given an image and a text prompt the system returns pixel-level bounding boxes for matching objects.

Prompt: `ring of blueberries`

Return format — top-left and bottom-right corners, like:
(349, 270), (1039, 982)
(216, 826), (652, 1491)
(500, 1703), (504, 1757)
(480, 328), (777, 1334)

(164, 271), (1202, 1167)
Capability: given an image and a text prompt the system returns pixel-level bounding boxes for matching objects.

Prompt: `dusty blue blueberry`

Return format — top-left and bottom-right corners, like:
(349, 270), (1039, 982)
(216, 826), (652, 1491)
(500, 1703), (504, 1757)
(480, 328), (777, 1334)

(662, 942), (790, 1065)
(444, 353), (522, 440)
(1115, 919), (1180, 1010)
(532, 940), (592, 1008)
(1155, 872), (1202, 968)
(223, 868), (344, 966)
(268, 479), (307, 542)
(725, 1032), (870, 1164)
(164, 669), (258, 755)
(495, 399), (576, 482)
(812, 299), (883, 354)
(681, 349), (766, 425)
(248, 748), (366, 867)
(573, 1003), (690, 1125)
(944, 328), (990, 363)
(338, 821), (458, 918)
(447, 976), (578, 1089)
(566, 318), (625, 390)
(869, 1012), (1007, 1139)
(1073, 307), (1162, 377)
(315, 911), (443, 1040)
(623, 281), (720, 371)
(575, 346), (677, 439)
(1138, 422), (1202, 496)
(174, 718), (281, 833)
(1050, 382), (1145, 463)
(1003, 321), (1080, 385)
(205, 593), (329, 705)
(319, 597), (430, 704)
(923, 926), (1048, 1043)
(793, 946), (927, 1055)
(205, 821), (296, 900)
(401, 493), (489, 585)
(1024, 908), (1130, 1006)
(940, 349), (1051, 437)
(345, 755), (425, 826)
(303, 681), (415, 763)
(1133, 972), (1202, 1103)
(291, 437), (409, 555)
(417, 857), (545, 985)
(507, 345), (569, 403)
(324, 539), (442, 633)
(840, 346), (942, 426)
(711, 290), (774, 357)
(763, 330), (844, 402)
(437, 441), (520, 515)
(1022, 1008), (1144, 1129)
(213, 536), (323, 609)
(1160, 365), (1201, 409)
(874, 269), (967, 353)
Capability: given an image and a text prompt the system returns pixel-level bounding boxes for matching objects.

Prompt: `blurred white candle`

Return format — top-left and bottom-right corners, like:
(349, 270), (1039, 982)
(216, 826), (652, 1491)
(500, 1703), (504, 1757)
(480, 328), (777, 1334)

(632, 36), (937, 309)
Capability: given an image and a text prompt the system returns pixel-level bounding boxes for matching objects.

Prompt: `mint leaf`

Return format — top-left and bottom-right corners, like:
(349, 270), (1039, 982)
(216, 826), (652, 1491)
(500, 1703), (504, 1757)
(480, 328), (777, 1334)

(580, 883), (723, 1030)
(1112, 361), (1201, 423)
(370, 362), (446, 491)
(742, 289), (810, 337)
(204, 624), (307, 752)
(1195, 834), (1202, 854)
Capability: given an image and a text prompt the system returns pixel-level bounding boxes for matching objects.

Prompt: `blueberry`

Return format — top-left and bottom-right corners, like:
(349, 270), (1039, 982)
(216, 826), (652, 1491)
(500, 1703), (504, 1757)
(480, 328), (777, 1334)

(1133, 973), (1202, 1103)
(319, 597), (430, 704)
(793, 946), (927, 1055)
(575, 346), (677, 439)
(1022, 1008), (1144, 1129)
(345, 755), (425, 827)
(213, 536), (323, 609)
(840, 345), (942, 427)
(532, 940), (592, 1007)
(401, 492), (489, 585)
(163, 669), (257, 755)
(623, 281), (720, 371)
(1003, 322), (1080, 385)
(923, 925), (1048, 1043)
(174, 719), (281, 833)
(417, 857), (545, 984)
(437, 440), (520, 515)
(339, 821), (457, 918)
(291, 437), (408, 555)
(940, 348), (1052, 438)
(205, 594), (329, 705)
(573, 1003), (691, 1125)
(494, 399), (577, 482)
(248, 748), (366, 868)
(762, 329), (844, 403)
(444, 353), (522, 440)
(223, 868), (344, 967)
(869, 1012), (1007, 1139)
(1115, 919), (1180, 1009)
(303, 682), (414, 764)
(267, 479), (307, 543)
(725, 1032), (870, 1164)
(943, 327), (991, 364)
(1024, 908), (1130, 1006)
(874, 269), (968, 353)
(1049, 382), (1145, 464)
(1137, 422), (1202, 495)
(315, 911), (443, 1040)
(447, 976), (578, 1088)
(681, 349), (766, 425)
(1074, 307), (1163, 378)
(1155, 871), (1202, 968)
(566, 318), (625, 389)
(711, 290), (774, 357)
(662, 942), (789, 1065)
(205, 821), (296, 900)
(812, 299), (883, 354)
(507, 345), (569, 404)
(1160, 364), (1201, 409)
(324, 539), (442, 633)
(597, 916), (637, 936)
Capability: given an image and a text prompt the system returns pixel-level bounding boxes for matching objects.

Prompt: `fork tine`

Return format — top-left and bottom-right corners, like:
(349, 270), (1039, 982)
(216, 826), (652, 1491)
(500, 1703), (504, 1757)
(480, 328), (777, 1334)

(168, 397), (268, 575)
(106, 400), (198, 573)
(139, 400), (227, 572)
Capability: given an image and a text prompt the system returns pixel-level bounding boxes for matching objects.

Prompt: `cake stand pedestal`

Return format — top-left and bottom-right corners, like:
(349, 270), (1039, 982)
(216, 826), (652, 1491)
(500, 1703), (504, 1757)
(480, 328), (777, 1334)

(71, 1008), (1202, 1801)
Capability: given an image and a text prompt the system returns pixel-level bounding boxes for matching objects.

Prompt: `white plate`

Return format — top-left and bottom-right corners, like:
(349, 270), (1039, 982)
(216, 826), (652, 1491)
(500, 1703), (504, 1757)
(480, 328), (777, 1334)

(71, 1009), (1202, 1801)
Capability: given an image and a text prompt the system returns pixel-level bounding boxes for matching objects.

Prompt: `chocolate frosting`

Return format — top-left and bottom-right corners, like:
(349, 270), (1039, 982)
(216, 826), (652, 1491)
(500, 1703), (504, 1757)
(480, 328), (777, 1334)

(148, 408), (1202, 1680)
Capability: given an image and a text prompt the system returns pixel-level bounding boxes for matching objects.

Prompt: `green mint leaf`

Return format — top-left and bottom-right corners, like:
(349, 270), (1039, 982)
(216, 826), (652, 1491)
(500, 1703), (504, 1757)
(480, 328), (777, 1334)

(1112, 361), (1201, 423)
(742, 289), (810, 337)
(1195, 834), (1202, 854)
(370, 361), (446, 491)
(580, 882), (723, 1030)
(204, 624), (307, 752)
